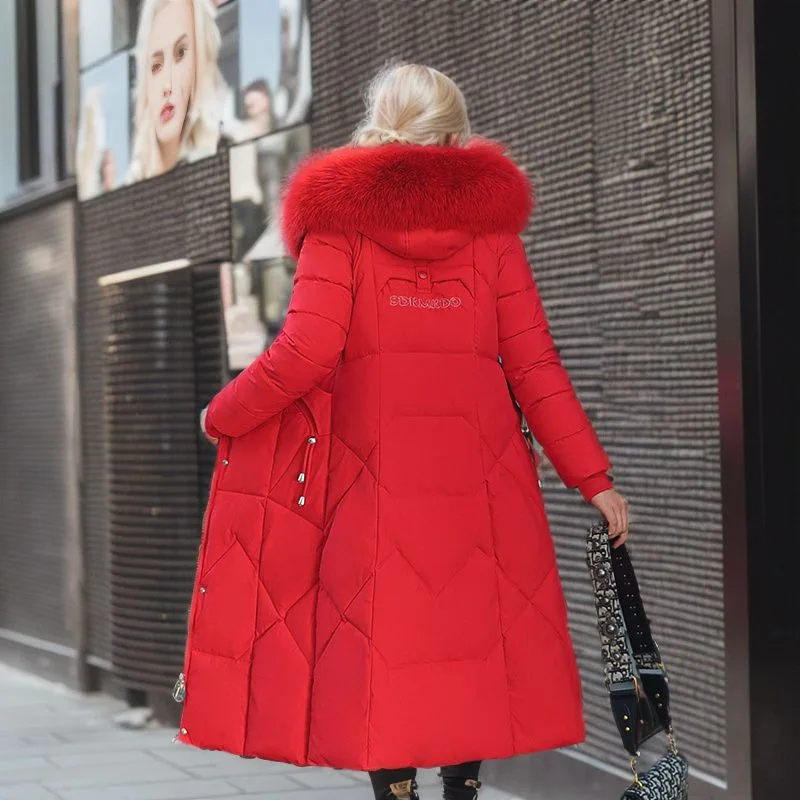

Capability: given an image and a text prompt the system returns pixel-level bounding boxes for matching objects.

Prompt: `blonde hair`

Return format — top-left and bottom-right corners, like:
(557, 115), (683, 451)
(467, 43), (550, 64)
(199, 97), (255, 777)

(129, 0), (223, 181)
(354, 64), (471, 147)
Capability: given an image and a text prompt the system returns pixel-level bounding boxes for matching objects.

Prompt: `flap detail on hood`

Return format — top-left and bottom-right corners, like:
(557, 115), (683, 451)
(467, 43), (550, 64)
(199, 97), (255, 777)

(281, 140), (534, 258)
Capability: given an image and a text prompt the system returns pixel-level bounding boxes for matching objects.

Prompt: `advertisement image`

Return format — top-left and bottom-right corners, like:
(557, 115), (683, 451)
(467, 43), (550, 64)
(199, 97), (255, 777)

(76, 51), (131, 200)
(76, 0), (311, 198)
(219, 0), (311, 142)
(128, 0), (226, 182)
(218, 0), (312, 374)
(224, 124), (311, 373)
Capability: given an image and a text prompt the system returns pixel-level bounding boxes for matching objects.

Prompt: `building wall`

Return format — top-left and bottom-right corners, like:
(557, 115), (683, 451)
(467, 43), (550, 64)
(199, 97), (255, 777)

(0, 195), (80, 679)
(0, 0), (727, 790)
(309, 0), (723, 789)
(78, 151), (231, 673)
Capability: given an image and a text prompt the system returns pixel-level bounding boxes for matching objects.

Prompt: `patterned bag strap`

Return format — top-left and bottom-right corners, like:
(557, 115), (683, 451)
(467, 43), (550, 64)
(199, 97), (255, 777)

(586, 523), (675, 756)
(610, 539), (666, 673)
(587, 522), (686, 795)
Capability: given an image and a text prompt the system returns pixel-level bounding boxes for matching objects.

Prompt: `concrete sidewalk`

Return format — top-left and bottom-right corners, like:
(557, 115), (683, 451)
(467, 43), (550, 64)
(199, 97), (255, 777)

(0, 664), (522, 800)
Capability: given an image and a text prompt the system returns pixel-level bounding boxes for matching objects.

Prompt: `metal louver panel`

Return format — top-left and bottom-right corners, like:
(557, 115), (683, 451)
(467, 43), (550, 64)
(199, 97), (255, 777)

(0, 197), (77, 650)
(309, 0), (723, 783)
(104, 272), (201, 689)
(77, 211), (113, 667)
(78, 149), (232, 667)
(191, 265), (224, 505)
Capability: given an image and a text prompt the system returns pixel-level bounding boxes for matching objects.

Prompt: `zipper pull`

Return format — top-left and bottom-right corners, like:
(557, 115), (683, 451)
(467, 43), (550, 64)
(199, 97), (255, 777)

(297, 472), (305, 483)
(172, 672), (186, 703)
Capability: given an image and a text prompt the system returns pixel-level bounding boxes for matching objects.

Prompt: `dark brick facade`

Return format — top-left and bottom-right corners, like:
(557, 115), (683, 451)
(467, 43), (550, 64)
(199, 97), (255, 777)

(0, 196), (79, 654)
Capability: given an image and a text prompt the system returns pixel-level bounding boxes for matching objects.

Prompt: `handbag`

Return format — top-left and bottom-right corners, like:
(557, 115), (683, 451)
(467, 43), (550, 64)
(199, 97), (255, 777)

(586, 522), (689, 799)
(506, 380), (688, 798)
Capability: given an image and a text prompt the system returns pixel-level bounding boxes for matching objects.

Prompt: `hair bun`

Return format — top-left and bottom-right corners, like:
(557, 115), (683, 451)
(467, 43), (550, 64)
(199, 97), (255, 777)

(354, 126), (411, 147)
(352, 64), (471, 148)
(377, 128), (410, 144)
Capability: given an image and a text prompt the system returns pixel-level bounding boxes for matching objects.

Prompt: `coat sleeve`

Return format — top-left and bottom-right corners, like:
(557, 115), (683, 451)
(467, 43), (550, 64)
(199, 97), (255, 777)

(497, 235), (612, 501)
(204, 232), (354, 439)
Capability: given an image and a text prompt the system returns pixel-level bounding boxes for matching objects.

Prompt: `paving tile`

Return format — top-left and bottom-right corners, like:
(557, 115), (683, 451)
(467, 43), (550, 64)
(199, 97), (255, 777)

(416, 768), (442, 787)
(227, 773), (305, 793)
(144, 747), (223, 769)
(20, 737), (61, 748)
(232, 790), (357, 800)
(0, 724), (63, 737)
(0, 770), (63, 788)
(340, 769), (371, 784)
(57, 779), (240, 800)
(0, 738), (171, 763)
(0, 760), (50, 776)
(42, 762), (186, 791)
(184, 759), (302, 780)
(290, 768), (360, 789)
(47, 749), (164, 768)
(0, 762), (180, 790)
(0, 784), (58, 800)
(52, 728), (169, 746)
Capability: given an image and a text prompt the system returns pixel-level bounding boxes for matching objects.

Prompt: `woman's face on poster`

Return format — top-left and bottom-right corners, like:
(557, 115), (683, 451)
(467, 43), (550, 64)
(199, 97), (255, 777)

(244, 89), (270, 122)
(146, 0), (196, 149)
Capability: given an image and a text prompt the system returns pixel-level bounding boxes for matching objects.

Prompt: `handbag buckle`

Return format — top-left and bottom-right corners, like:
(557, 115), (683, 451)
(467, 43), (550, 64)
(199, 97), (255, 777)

(630, 753), (644, 789)
(667, 726), (679, 756)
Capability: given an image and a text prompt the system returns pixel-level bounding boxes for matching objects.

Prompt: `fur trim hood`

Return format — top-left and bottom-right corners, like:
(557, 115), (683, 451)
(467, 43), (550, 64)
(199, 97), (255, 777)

(281, 140), (534, 257)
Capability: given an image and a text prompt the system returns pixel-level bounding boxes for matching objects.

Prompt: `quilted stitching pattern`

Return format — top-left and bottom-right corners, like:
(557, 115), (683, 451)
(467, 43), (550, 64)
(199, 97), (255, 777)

(179, 148), (610, 770)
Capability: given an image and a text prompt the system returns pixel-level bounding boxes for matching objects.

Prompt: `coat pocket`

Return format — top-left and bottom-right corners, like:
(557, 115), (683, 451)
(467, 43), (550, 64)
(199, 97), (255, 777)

(189, 490), (266, 661)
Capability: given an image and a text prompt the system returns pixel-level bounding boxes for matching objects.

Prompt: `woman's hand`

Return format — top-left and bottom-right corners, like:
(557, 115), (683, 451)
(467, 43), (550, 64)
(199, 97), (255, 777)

(200, 407), (219, 446)
(590, 488), (630, 548)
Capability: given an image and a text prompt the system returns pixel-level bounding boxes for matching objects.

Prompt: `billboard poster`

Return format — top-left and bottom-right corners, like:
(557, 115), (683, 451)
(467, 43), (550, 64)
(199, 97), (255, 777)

(76, 50), (132, 200)
(76, 0), (311, 198)
(224, 124), (311, 374)
(219, 0), (312, 142)
(127, 0), (226, 181)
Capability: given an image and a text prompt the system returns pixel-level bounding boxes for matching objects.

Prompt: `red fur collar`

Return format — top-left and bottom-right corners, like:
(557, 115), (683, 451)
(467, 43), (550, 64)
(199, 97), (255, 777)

(281, 140), (533, 257)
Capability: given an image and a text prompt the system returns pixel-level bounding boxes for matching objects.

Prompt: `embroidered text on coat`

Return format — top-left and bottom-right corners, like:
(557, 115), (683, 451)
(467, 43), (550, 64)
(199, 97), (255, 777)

(389, 295), (463, 310)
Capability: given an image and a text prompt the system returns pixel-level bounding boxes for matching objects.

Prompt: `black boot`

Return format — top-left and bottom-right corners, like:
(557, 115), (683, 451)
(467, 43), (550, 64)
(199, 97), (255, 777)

(442, 776), (481, 800)
(382, 779), (420, 800)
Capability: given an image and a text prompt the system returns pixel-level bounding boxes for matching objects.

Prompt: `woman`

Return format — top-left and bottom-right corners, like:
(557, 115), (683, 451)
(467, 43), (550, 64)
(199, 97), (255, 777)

(180, 64), (629, 800)
(128, 0), (223, 182)
(76, 95), (104, 200)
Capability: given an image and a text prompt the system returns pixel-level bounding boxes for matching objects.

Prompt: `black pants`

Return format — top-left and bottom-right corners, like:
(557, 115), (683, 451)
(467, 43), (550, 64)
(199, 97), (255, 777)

(369, 761), (481, 797)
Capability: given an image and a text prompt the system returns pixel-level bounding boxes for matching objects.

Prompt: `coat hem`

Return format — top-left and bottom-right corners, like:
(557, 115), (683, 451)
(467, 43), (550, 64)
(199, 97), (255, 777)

(174, 730), (587, 772)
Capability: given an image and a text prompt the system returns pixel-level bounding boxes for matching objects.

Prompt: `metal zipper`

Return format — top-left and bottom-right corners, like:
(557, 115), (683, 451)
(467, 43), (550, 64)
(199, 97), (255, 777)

(172, 672), (186, 703)
(295, 398), (318, 508)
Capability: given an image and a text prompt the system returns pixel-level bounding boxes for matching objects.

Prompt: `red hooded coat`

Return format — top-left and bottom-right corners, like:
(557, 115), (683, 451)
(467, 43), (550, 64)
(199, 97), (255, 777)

(176, 142), (612, 770)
